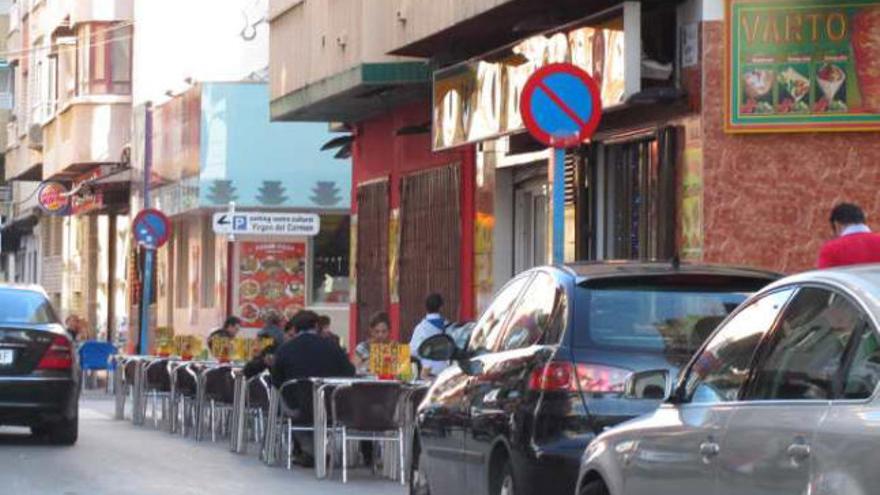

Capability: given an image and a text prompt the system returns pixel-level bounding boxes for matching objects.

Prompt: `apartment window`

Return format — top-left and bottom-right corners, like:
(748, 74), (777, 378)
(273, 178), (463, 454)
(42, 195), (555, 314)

(200, 219), (216, 309)
(0, 64), (13, 110)
(77, 23), (132, 96)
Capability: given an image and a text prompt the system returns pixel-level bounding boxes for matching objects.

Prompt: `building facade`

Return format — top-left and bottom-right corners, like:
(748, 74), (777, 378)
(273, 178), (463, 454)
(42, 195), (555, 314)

(3, 0), (132, 342)
(271, 0), (880, 345)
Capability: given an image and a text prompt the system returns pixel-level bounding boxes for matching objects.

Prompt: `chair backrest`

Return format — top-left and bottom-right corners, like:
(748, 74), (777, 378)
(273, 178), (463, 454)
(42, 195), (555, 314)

(332, 382), (405, 432)
(246, 372), (271, 411)
(78, 341), (117, 371)
(407, 386), (429, 418)
(174, 363), (199, 398)
(124, 358), (140, 385)
(204, 366), (235, 403)
(145, 359), (172, 392)
(278, 379), (316, 424)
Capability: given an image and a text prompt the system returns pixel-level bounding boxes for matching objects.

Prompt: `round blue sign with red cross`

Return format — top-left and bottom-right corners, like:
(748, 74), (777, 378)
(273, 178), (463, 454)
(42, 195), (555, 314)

(520, 63), (603, 148)
(132, 208), (170, 249)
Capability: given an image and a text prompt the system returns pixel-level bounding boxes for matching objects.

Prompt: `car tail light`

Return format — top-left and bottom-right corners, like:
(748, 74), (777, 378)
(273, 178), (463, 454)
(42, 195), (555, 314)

(529, 362), (630, 393)
(37, 335), (73, 370)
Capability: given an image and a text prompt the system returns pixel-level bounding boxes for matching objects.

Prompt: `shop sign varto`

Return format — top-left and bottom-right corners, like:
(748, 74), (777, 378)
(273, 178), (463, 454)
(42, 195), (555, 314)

(727, 0), (880, 132)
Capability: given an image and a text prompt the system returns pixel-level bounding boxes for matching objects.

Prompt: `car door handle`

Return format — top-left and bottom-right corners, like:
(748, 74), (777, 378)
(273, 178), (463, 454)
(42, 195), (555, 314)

(787, 443), (811, 460)
(699, 441), (720, 458)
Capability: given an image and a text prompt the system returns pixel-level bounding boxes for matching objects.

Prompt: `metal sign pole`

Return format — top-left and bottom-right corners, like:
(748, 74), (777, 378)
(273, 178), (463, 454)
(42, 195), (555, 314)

(552, 147), (566, 264)
(140, 247), (155, 355)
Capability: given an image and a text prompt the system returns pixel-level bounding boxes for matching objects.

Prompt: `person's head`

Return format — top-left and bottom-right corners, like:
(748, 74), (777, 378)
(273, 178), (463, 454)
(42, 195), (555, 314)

(368, 312), (391, 343)
(283, 319), (298, 340)
(265, 311), (282, 328)
(317, 315), (331, 331)
(425, 293), (444, 314)
(830, 203), (866, 236)
(291, 310), (319, 334)
(65, 315), (79, 330)
(223, 316), (242, 336)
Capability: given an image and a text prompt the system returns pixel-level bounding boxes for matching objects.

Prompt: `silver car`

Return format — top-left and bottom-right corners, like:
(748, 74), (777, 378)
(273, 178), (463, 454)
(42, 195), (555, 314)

(576, 265), (880, 495)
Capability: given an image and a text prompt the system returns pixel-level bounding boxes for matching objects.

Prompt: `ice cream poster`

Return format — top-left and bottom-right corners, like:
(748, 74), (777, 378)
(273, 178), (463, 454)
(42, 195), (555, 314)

(727, 0), (880, 132)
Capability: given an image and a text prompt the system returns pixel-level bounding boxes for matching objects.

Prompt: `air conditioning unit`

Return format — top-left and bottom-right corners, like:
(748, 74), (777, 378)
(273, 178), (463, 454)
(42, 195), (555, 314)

(27, 123), (42, 150)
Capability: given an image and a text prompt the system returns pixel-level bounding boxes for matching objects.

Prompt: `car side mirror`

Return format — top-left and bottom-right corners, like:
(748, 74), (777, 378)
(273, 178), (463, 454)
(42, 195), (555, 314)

(418, 334), (458, 362)
(624, 369), (673, 401)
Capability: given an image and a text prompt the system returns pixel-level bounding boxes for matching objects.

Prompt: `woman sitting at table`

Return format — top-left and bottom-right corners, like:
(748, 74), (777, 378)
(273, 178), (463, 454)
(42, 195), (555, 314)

(354, 312), (391, 374)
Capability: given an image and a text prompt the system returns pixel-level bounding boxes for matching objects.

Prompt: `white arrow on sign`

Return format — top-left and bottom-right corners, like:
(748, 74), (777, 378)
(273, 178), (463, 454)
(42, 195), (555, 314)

(212, 212), (321, 236)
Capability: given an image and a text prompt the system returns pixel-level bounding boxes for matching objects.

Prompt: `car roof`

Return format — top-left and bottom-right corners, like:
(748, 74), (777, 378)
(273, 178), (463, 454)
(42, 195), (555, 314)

(763, 264), (880, 302)
(0, 283), (49, 296)
(558, 260), (782, 282)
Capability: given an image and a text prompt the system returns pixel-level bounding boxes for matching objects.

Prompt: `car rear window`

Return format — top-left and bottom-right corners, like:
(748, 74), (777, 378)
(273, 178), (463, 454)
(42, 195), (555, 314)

(0, 289), (59, 324)
(573, 276), (770, 354)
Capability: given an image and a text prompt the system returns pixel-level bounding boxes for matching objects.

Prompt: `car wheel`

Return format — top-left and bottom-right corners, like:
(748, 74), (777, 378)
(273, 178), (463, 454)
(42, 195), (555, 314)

(496, 460), (516, 495)
(46, 414), (78, 446)
(580, 480), (609, 495)
(410, 442), (431, 495)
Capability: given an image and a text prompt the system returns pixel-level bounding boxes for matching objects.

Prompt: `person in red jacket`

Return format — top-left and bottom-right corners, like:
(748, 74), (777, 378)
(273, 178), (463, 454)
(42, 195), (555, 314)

(817, 203), (880, 268)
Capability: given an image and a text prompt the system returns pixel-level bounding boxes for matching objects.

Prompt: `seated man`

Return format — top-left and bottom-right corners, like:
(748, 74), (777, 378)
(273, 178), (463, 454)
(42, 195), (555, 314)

(271, 310), (355, 465)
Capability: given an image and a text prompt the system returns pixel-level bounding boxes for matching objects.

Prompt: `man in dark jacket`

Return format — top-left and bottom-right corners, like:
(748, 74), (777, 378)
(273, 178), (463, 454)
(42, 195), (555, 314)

(271, 310), (354, 465)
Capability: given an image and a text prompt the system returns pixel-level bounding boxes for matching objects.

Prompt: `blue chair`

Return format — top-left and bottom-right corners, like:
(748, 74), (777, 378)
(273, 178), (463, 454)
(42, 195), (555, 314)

(78, 341), (118, 391)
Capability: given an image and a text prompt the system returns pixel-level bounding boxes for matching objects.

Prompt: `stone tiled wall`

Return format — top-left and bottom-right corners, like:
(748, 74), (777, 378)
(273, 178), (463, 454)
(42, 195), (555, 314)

(700, 21), (880, 274)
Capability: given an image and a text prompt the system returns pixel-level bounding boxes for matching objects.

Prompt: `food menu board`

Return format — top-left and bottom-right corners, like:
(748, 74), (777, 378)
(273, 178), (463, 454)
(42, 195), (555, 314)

(727, 1), (880, 132)
(368, 343), (412, 380)
(238, 242), (307, 328)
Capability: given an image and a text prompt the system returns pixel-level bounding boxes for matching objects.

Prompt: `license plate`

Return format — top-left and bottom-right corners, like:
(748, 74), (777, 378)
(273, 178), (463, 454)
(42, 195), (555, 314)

(0, 349), (14, 366)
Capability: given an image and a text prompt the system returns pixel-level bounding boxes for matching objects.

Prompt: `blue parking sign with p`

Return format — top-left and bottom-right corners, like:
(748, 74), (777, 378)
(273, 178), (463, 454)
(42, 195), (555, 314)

(233, 215), (248, 231)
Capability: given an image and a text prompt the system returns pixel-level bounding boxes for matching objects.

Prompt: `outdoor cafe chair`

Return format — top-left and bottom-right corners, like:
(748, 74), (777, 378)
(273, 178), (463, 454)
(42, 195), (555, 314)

(245, 371), (271, 444)
(78, 341), (117, 392)
(203, 366), (236, 442)
(143, 359), (173, 429)
(278, 378), (322, 470)
(173, 362), (201, 437)
(331, 382), (407, 484)
(121, 357), (141, 419)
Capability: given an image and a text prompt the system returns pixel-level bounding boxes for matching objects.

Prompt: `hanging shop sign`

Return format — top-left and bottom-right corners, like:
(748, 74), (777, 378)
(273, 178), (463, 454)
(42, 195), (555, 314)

(37, 181), (70, 215)
(237, 242), (307, 328)
(432, 13), (627, 150)
(70, 169), (105, 215)
(727, 0), (880, 133)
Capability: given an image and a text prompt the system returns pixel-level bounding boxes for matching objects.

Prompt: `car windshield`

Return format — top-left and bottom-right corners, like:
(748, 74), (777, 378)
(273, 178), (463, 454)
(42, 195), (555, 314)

(0, 289), (59, 324)
(575, 279), (762, 355)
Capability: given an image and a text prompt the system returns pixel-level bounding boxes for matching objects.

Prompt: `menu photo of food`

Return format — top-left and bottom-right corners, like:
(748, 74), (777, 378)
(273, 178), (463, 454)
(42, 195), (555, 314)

(237, 242), (307, 328)
(741, 67), (775, 114)
(815, 63), (848, 113)
(777, 66), (811, 114)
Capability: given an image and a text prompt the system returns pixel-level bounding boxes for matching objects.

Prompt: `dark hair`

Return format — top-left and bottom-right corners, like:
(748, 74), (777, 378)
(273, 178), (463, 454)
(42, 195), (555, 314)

(291, 310), (319, 332)
(317, 315), (331, 329)
(283, 318), (297, 333)
(830, 203), (866, 226)
(369, 312), (390, 329)
(224, 316), (241, 329)
(265, 311), (283, 326)
(425, 293), (444, 313)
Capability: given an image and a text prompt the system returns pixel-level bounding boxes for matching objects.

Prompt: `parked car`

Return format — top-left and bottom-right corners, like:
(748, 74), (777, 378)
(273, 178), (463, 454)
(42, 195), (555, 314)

(411, 261), (780, 495)
(0, 285), (79, 445)
(576, 264), (880, 495)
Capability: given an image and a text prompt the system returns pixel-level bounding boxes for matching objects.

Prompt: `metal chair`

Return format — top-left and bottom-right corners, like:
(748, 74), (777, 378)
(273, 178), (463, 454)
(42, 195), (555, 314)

(122, 358), (141, 419)
(203, 366), (236, 442)
(78, 341), (117, 391)
(173, 362), (201, 436)
(331, 382), (407, 484)
(279, 378), (320, 470)
(143, 359), (173, 429)
(245, 372), (271, 444)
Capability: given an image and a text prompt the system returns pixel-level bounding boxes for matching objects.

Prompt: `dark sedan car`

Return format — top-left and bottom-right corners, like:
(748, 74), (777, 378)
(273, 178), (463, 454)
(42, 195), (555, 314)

(0, 285), (79, 445)
(411, 261), (780, 495)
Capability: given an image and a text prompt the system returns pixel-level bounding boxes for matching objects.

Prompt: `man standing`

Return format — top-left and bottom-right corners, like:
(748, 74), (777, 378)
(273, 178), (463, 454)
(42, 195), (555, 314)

(409, 293), (450, 378)
(818, 203), (880, 268)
